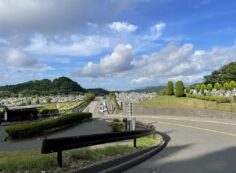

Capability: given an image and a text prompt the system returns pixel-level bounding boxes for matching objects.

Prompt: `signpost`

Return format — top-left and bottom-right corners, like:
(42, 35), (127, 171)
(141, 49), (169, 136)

(128, 103), (133, 116)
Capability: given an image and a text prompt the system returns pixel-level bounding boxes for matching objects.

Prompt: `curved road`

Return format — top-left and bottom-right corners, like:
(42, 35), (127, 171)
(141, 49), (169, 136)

(124, 116), (236, 173)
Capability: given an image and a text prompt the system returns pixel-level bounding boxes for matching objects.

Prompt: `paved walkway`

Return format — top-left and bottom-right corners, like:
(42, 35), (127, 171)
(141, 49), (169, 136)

(0, 118), (111, 151)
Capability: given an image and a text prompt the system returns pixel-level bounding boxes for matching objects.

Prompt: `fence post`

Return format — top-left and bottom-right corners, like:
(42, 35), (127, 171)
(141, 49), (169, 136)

(133, 138), (137, 148)
(57, 150), (63, 167)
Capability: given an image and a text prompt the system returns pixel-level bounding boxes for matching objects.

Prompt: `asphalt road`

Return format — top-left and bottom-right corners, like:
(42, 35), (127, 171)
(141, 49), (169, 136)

(0, 118), (111, 151)
(124, 116), (236, 173)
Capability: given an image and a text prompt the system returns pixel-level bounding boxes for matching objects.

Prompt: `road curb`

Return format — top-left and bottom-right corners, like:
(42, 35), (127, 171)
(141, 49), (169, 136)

(72, 131), (169, 173)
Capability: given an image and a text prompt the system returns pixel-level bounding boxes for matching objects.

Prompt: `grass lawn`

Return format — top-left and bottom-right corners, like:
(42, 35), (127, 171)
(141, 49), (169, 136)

(136, 95), (236, 113)
(0, 136), (160, 173)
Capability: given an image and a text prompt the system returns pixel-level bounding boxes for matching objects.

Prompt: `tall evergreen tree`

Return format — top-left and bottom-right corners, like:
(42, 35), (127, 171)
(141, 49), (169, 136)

(175, 81), (185, 97)
(166, 81), (174, 95)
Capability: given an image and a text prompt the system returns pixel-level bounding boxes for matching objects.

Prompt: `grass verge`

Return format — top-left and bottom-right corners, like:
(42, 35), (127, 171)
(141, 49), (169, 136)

(0, 136), (160, 173)
(136, 95), (236, 113)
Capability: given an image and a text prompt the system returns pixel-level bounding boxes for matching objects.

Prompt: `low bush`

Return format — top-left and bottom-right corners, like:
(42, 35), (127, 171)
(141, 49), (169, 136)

(186, 93), (230, 103)
(110, 119), (124, 132)
(39, 109), (59, 118)
(185, 85), (190, 93)
(5, 112), (92, 139)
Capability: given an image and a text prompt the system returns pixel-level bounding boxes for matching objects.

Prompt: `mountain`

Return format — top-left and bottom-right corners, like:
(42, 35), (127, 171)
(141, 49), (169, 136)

(87, 88), (109, 95)
(204, 61), (236, 84)
(127, 86), (165, 93)
(0, 76), (86, 96)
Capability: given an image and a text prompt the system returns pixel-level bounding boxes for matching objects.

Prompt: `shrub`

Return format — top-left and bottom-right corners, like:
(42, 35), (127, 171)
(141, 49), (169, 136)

(201, 84), (206, 94)
(110, 119), (124, 132)
(26, 99), (31, 105)
(46, 97), (51, 103)
(35, 98), (40, 104)
(223, 82), (229, 91)
(0, 109), (4, 120)
(166, 81), (174, 95)
(175, 81), (185, 97)
(39, 109), (59, 118)
(160, 89), (167, 95)
(5, 112), (92, 139)
(185, 85), (190, 93)
(186, 93), (229, 103)
(207, 84), (213, 91)
(229, 81), (236, 90)
(214, 82), (222, 90)
(195, 84), (200, 93)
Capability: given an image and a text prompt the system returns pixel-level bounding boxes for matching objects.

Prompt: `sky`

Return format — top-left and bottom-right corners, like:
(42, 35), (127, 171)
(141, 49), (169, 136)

(0, 0), (236, 90)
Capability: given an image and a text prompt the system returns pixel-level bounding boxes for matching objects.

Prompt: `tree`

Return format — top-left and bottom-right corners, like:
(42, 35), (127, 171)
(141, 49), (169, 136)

(207, 84), (213, 91)
(204, 61), (236, 84)
(166, 81), (174, 95)
(201, 84), (206, 94)
(27, 99), (31, 105)
(185, 85), (190, 93)
(46, 97), (51, 103)
(195, 84), (200, 93)
(223, 82), (229, 91)
(175, 81), (185, 97)
(214, 82), (222, 90)
(229, 81), (236, 90)
(0, 76), (86, 96)
(35, 97), (40, 104)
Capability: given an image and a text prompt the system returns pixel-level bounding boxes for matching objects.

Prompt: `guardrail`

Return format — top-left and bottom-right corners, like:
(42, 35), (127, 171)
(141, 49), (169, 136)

(41, 124), (155, 167)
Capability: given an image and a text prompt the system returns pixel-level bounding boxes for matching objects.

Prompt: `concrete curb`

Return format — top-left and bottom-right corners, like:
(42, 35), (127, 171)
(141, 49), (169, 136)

(72, 131), (170, 173)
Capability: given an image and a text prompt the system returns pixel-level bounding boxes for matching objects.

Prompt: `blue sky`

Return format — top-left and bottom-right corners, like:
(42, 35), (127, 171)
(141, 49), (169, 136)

(0, 0), (235, 90)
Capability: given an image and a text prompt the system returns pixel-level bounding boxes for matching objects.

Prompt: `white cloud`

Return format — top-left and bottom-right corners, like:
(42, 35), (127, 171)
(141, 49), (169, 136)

(131, 77), (152, 84)
(0, 0), (139, 34)
(131, 42), (236, 84)
(26, 34), (112, 56)
(107, 22), (138, 33)
(72, 42), (236, 85)
(73, 44), (134, 77)
(144, 22), (166, 40)
(4, 49), (53, 71)
(5, 49), (39, 68)
(168, 75), (203, 84)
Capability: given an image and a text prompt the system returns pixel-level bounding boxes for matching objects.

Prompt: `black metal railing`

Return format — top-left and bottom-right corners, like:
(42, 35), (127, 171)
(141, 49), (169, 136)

(41, 124), (155, 167)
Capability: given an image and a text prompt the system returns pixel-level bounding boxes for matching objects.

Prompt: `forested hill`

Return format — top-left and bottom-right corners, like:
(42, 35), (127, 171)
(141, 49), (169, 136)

(128, 86), (165, 93)
(0, 76), (86, 96)
(204, 61), (236, 84)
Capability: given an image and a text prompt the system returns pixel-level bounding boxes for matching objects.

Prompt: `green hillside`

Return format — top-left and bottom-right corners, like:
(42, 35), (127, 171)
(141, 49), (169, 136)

(0, 76), (86, 97)
(128, 86), (165, 93)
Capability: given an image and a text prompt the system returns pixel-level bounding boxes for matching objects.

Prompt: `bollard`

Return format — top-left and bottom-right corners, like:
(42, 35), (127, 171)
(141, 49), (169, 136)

(57, 150), (63, 167)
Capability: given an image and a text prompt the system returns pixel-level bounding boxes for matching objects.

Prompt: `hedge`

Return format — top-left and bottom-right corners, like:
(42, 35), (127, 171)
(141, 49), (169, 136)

(5, 112), (92, 139)
(186, 93), (230, 103)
